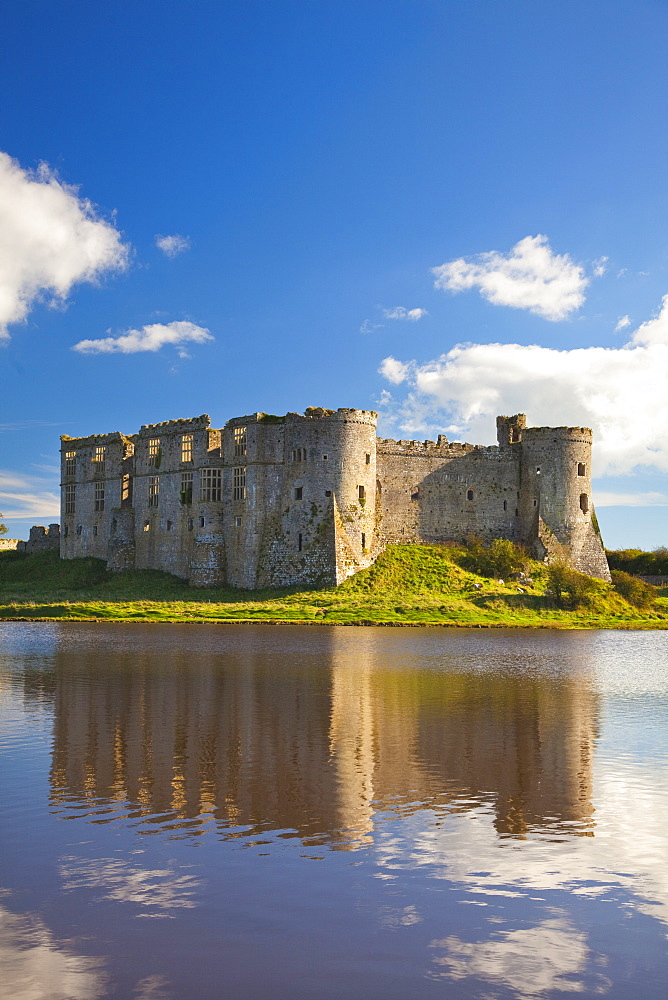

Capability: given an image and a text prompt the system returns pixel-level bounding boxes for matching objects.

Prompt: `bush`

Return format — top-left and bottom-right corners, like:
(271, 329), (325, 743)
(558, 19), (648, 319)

(611, 570), (656, 609)
(606, 547), (668, 576)
(463, 537), (527, 579)
(547, 563), (599, 609)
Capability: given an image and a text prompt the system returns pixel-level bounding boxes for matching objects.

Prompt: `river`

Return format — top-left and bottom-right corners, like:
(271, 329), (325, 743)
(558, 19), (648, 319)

(0, 623), (666, 999)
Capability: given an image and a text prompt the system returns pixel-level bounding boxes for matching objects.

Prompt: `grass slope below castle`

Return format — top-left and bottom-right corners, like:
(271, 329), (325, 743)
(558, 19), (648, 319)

(1, 546), (666, 629)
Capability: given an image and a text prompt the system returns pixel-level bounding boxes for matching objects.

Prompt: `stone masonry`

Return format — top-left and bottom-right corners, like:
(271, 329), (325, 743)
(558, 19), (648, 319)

(59, 408), (610, 587)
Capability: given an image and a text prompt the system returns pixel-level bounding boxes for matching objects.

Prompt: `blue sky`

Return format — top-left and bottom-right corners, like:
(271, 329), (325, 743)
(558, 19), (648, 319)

(1, 0), (667, 548)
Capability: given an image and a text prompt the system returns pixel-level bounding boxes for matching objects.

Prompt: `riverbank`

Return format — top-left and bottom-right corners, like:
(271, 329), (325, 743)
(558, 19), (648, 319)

(1, 546), (667, 629)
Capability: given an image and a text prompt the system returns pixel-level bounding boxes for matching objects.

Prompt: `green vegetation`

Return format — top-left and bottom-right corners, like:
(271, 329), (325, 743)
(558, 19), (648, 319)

(546, 563), (600, 610)
(606, 547), (668, 576)
(1, 544), (666, 628)
(461, 536), (528, 579)
(610, 570), (657, 609)
(0, 513), (6, 536)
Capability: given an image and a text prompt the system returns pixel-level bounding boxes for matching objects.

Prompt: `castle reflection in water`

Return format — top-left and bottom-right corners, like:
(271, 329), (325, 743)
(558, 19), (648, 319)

(48, 626), (599, 845)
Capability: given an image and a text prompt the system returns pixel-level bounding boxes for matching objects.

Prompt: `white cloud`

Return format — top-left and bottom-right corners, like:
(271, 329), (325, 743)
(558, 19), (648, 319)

(593, 256), (608, 277)
(378, 357), (414, 385)
(0, 151), (129, 341)
(72, 320), (213, 356)
(595, 491), (668, 507)
(382, 306), (428, 321)
(0, 469), (60, 522)
(431, 235), (588, 321)
(615, 314), (631, 331)
(378, 294), (668, 475)
(155, 234), (190, 258)
(360, 319), (383, 334)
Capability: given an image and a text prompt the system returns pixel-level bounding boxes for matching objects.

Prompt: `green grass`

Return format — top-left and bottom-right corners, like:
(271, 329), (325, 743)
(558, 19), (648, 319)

(1, 545), (666, 628)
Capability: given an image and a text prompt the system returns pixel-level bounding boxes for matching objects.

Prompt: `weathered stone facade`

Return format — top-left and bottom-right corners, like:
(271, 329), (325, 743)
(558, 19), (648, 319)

(0, 525), (61, 553)
(60, 408), (610, 586)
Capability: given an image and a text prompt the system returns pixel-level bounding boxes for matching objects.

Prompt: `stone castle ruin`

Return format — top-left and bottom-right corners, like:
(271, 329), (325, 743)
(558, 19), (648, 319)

(59, 408), (610, 587)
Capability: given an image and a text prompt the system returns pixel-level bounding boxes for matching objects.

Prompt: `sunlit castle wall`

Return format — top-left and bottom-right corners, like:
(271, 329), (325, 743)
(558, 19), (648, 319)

(518, 426), (610, 580)
(246, 407), (378, 589)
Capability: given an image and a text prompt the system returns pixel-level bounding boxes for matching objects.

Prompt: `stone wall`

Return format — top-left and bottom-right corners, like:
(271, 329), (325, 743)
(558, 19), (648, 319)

(60, 409), (611, 587)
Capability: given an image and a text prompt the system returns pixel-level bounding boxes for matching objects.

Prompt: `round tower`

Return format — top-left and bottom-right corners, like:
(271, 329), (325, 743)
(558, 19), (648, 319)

(279, 407), (378, 584)
(519, 426), (609, 579)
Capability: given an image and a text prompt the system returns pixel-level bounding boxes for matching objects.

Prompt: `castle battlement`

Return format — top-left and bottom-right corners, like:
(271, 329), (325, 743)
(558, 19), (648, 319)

(59, 408), (610, 587)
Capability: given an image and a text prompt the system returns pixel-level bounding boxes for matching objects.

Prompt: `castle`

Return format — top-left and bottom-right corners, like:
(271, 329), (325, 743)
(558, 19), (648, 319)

(59, 408), (610, 587)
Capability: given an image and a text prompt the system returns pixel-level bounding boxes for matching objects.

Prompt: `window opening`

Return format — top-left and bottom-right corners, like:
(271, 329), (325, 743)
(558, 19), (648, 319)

(148, 438), (160, 466)
(93, 446), (106, 474)
(181, 433), (194, 463)
(580, 493), (589, 513)
(536, 466), (541, 474)
(533, 499), (537, 507)
(325, 490), (332, 497)
(76, 524), (82, 536)
(323, 454), (328, 460)
(361, 533), (366, 550)
(166, 520), (172, 531)
(65, 451), (76, 476)
(365, 454), (371, 464)
(233, 426), (247, 457)
(298, 533), (303, 552)
(199, 516), (205, 528)
(94, 482), (105, 512)
(233, 466), (246, 500)
(187, 518), (194, 531)
(503, 500), (507, 511)
(93, 525), (98, 536)
(64, 484), (75, 514)
(180, 471), (193, 504)
(200, 468), (222, 502)
(63, 525), (69, 538)
(148, 476), (160, 507)
(235, 516), (242, 527)
(294, 487), (303, 500)
(578, 463), (586, 476)
(143, 522), (150, 532)
(121, 474), (133, 507)
(467, 489), (474, 501)
(358, 485), (365, 500)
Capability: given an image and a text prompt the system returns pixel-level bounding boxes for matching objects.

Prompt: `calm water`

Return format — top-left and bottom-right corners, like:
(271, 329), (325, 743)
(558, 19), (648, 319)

(0, 624), (666, 1000)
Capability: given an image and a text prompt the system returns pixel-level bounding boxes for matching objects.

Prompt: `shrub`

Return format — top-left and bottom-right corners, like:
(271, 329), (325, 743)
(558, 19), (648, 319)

(547, 563), (599, 609)
(606, 547), (668, 576)
(463, 537), (527, 579)
(611, 570), (656, 609)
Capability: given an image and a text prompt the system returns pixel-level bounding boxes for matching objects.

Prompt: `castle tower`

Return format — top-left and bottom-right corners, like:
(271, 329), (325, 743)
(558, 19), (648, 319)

(518, 426), (610, 580)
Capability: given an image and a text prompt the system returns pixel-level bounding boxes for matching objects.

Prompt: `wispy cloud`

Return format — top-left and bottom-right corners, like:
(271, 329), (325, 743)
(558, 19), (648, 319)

(594, 491), (668, 507)
(431, 235), (589, 321)
(360, 319), (383, 334)
(592, 256), (608, 277)
(0, 468), (60, 521)
(0, 151), (129, 342)
(155, 234), (190, 258)
(378, 294), (668, 476)
(382, 306), (428, 321)
(72, 320), (213, 357)
(615, 315), (631, 332)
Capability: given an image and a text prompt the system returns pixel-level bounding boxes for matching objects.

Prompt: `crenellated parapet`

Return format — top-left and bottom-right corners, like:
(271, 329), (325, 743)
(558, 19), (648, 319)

(58, 407), (610, 586)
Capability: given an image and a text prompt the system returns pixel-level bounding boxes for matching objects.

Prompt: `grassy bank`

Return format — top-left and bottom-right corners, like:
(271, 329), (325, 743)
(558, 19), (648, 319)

(1, 546), (667, 629)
